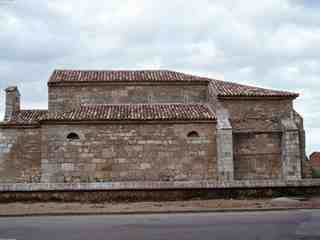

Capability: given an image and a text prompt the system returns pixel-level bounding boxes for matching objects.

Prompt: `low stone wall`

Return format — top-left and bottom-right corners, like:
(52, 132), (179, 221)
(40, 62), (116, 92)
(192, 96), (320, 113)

(0, 180), (319, 203)
(2, 187), (320, 203)
(0, 179), (319, 191)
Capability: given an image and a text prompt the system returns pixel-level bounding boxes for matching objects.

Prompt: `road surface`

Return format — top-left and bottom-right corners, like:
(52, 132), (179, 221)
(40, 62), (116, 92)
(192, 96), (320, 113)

(0, 210), (319, 240)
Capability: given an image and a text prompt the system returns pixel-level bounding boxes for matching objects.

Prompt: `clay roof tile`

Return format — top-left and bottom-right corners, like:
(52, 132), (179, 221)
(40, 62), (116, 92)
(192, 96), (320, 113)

(44, 104), (216, 122)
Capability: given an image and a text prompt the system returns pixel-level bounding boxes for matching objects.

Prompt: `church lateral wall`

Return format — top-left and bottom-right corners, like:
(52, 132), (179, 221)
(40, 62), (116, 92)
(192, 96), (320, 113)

(40, 122), (217, 183)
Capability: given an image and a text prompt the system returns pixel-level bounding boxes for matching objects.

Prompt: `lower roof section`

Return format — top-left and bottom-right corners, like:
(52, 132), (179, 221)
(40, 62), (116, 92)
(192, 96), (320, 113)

(45, 104), (216, 122)
(1, 110), (47, 126)
(0, 104), (216, 126)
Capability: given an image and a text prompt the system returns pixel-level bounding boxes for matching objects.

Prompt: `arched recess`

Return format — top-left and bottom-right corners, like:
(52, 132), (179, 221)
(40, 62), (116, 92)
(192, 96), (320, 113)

(187, 131), (200, 138)
(66, 132), (80, 141)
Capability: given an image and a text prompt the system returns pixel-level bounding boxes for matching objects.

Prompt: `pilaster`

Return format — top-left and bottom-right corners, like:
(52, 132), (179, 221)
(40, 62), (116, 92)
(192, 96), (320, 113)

(281, 117), (302, 180)
(216, 108), (234, 181)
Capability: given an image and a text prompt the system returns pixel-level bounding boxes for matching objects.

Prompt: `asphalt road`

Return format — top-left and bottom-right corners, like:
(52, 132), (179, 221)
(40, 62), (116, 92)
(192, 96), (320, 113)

(0, 210), (319, 240)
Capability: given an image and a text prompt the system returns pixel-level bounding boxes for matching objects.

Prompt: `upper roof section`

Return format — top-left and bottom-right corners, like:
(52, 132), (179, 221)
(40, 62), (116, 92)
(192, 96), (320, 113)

(48, 69), (298, 99)
(49, 70), (209, 84)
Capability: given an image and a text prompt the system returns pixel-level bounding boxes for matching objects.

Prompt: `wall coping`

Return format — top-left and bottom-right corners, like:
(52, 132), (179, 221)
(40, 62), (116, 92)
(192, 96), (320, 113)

(0, 180), (319, 192)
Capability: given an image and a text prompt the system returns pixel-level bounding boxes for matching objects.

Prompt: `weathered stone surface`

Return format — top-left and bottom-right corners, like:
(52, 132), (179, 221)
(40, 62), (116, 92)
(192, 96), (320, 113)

(216, 128), (234, 180)
(220, 99), (293, 132)
(216, 99), (305, 180)
(0, 179), (318, 192)
(233, 132), (282, 180)
(49, 84), (208, 112)
(281, 118), (302, 180)
(0, 128), (41, 183)
(40, 123), (216, 183)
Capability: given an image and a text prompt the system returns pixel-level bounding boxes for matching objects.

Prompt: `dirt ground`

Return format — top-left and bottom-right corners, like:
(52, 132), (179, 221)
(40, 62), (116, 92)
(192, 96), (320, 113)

(0, 197), (319, 216)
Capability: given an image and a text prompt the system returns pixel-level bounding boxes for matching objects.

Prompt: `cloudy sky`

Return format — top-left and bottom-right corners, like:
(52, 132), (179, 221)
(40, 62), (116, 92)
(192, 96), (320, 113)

(0, 0), (319, 154)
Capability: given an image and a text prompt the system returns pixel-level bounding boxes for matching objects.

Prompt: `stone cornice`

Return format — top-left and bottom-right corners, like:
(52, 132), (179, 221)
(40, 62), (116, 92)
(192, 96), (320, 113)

(0, 123), (41, 129)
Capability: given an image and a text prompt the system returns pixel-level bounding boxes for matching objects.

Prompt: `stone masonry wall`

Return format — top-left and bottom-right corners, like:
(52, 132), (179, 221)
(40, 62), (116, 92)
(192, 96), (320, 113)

(233, 132), (282, 180)
(220, 99), (293, 132)
(220, 99), (294, 180)
(49, 84), (208, 112)
(40, 123), (216, 183)
(0, 127), (41, 183)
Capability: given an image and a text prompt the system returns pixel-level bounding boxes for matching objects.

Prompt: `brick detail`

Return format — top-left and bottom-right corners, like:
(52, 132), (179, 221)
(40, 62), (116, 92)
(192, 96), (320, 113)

(310, 152), (320, 171)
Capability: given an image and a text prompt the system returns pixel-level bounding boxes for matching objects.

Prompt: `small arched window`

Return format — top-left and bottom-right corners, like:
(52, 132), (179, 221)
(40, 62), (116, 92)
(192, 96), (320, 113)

(67, 132), (80, 141)
(187, 131), (200, 138)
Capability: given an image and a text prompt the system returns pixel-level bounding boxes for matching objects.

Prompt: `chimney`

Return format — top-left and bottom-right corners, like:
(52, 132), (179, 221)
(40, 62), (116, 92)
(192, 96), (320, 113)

(4, 86), (20, 121)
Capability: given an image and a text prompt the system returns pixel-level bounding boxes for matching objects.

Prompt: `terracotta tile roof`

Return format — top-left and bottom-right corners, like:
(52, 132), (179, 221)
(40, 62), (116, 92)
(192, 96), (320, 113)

(49, 69), (298, 98)
(45, 104), (216, 122)
(49, 70), (208, 83)
(209, 80), (299, 98)
(3, 110), (48, 125)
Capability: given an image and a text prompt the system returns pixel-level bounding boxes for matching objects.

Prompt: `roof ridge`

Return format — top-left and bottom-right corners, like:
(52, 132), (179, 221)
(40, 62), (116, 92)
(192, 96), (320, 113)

(79, 103), (204, 106)
(49, 69), (209, 83)
(53, 69), (174, 72)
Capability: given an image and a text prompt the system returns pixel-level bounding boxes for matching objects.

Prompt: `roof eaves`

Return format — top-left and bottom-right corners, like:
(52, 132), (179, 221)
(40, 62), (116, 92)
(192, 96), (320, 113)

(217, 93), (299, 100)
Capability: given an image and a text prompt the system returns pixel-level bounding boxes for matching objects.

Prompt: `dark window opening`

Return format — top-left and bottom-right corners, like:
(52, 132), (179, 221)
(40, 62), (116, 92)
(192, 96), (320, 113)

(67, 132), (80, 140)
(187, 131), (200, 138)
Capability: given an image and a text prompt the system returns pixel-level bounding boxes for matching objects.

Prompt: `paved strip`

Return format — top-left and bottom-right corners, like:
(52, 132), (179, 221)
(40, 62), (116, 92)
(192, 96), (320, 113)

(0, 210), (318, 240)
